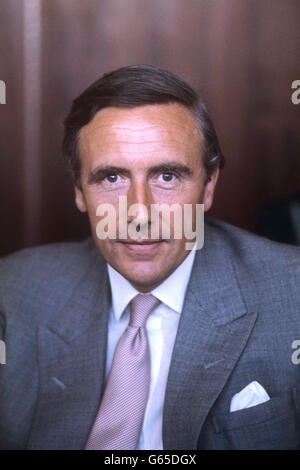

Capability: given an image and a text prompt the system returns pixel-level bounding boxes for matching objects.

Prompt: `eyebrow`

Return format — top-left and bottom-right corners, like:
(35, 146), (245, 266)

(87, 162), (193, 185)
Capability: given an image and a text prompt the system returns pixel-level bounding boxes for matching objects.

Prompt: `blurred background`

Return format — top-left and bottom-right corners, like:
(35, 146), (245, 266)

(1, 0), (299, 256)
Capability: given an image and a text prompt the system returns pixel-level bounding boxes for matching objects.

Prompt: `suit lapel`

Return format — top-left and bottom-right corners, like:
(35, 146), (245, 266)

(27, 247), (110, 450)
(163, 223), (258, 449)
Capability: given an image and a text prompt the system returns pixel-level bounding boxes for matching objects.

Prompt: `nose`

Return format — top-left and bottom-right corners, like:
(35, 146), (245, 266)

(126, 179), (153, 227)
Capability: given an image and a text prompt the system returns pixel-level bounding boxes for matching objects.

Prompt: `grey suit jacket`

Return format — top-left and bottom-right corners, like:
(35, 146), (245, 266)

(0, 218), (300, 450)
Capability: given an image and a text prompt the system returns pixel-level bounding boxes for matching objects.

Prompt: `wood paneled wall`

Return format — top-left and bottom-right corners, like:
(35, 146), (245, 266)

(1, 0), (299, 255)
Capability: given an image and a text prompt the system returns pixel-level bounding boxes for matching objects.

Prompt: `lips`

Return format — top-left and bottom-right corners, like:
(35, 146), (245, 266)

(120, 239), (163, 245)
(117, 239), (166, 253)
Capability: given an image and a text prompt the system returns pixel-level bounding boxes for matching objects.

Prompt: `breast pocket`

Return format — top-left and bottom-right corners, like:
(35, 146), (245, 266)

(198, 386), (300, 450)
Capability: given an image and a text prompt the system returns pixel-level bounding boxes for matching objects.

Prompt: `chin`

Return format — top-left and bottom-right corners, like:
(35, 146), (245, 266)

(128, 278), (161, 293)
(119, 265), (164, 291)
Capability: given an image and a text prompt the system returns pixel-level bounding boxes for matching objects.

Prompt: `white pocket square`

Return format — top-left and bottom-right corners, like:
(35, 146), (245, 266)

(230, 381), (270, 412)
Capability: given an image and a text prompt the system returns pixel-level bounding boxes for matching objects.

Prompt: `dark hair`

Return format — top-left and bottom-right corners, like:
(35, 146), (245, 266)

(62, 64), (225, 188)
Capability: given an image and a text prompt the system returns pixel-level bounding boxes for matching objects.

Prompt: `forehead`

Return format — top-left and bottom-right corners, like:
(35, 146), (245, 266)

(79, 103), (203, 162)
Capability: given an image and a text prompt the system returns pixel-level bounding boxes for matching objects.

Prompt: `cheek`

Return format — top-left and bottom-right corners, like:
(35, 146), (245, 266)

(152, 183), (204, 205)
(86, 201), (99, 223)
(173, 187), (204, 206)
(83, 190), (104, 215)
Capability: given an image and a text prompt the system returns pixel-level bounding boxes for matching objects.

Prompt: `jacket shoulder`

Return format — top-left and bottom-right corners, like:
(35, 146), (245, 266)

(205, 217), (300, 304)
(206, 217), (300, 266)
(1, 238), (96, 282)
(0, 238), (103, 326)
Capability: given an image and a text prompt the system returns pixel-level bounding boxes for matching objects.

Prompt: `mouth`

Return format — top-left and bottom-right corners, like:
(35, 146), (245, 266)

(117, 239), (166, 253)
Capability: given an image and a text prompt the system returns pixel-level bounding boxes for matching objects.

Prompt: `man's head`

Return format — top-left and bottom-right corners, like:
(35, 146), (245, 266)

(62, 65), (225, 292)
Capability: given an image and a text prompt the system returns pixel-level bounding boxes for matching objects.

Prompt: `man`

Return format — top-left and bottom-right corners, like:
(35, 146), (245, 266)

(0, 65), (300, 450)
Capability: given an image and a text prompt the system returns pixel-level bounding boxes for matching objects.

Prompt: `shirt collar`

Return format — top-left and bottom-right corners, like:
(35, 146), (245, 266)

(107, 246), (197, 321)
(151, 247), (196, 313)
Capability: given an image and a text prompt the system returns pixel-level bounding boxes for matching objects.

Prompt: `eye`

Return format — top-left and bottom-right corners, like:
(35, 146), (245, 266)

(104, 174), (121, 183)
(158, 172), (177, 183)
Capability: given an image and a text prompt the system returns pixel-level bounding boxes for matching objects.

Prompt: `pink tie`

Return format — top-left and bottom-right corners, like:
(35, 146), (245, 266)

(84, 293), (160, 450)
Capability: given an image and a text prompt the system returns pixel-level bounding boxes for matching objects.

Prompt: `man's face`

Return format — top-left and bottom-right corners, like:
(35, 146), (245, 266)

(75, 103), (219, 292)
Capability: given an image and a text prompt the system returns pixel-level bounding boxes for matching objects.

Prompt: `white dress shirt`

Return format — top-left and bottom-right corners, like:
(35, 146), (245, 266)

(106, 247), (197, 450)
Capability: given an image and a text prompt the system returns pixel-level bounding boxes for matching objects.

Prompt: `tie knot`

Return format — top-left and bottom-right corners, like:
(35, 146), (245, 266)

(129, 294), (160, 327)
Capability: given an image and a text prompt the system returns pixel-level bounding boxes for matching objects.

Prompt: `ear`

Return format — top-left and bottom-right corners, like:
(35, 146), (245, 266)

(203, 168), (219, 212)
(74, 186), (87, 213)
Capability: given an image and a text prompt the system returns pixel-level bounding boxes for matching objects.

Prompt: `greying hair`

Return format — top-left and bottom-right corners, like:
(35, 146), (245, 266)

(62, 64), (225, 188)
